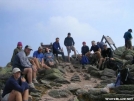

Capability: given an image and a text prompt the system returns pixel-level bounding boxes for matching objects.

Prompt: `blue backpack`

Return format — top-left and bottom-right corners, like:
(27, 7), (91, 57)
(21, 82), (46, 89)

(80, 56), (89, 65)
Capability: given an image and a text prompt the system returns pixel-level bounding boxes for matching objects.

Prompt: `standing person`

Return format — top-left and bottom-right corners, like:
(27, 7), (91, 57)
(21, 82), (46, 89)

(2, 68), (29, 101)
(13, 45), (38, 89)
(124, 29), (133, 49)
(11, 42), (23, 66)
(64, 33), (77, 62)
(53, 37), (65, 61)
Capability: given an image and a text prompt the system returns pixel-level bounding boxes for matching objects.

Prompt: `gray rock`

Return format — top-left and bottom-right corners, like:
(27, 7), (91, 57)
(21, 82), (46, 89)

(54, 78), (70, 84)
(125, 55), (133, 60)
(90, 70), (101, 77)
(67, 86), (81, 94)
(87, 65), (98, 73)
(101, 68), (116, 78)
(83, 73), (91, 80)
(48, 89), (72, 98)
(44, 73), (62, 80)
(30, 92), (41, 97)
(71, 73), (81, 82)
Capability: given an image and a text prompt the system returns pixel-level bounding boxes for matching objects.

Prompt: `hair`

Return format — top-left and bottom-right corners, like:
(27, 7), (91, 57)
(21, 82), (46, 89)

(56, 37), (59, 40)
(128, 29), (132, 32)
(92, 41), (95, 43)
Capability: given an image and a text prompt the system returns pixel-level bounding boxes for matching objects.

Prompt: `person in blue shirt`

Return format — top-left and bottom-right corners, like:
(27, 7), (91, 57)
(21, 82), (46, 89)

(2, 68), (29, 101)
(33, 46), (51, 70)
(53, 38), (65, 61)
(123, 29), (133, 49)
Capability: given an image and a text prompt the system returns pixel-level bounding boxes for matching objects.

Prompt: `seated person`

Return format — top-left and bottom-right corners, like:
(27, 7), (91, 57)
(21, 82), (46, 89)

(53, 37), (65, 61)
(11, 42), (23, 66)
(2, 68), (29, 101)
(44, 48), (55, 67)
(33, 46), (50, 70)
(78, 42), (89, 60)
(98, 43), (114, 69)
(87, 41), (101, 61)
(13, 45), (38, 88)
(97, 41), (105, 51)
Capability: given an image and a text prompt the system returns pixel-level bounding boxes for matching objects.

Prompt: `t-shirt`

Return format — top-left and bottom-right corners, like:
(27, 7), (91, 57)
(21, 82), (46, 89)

(101, 48), (113, 58)
(81, 45), (89, 55)
(90, 45), (100, 52)
(33, 51), (44, 62)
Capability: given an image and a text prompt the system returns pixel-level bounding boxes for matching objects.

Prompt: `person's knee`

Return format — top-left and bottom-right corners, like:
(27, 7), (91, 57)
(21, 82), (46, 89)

(11, 90), (22, 96)
(27, 68), (32, 73)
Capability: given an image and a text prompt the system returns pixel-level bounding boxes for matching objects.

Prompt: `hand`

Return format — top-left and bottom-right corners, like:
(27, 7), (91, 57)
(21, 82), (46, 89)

(21, 77), (26, 82)
(48, 56), (52, 58)
(32, 65), (37, 72)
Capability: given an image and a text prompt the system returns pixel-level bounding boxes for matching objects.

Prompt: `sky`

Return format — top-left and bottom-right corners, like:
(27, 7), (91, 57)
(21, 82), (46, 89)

(0, 0), (134, 67)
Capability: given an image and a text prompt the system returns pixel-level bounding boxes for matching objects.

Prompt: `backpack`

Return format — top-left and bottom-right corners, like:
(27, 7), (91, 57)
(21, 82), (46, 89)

(115, 68), (134, 86)
(80, 56), (89, 65)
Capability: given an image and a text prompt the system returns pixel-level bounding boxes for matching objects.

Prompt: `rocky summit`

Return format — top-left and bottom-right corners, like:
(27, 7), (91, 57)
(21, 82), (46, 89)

(0, 46), (134, 101)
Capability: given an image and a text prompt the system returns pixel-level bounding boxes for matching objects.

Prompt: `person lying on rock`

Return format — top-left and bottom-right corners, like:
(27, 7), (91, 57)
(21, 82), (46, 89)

(53, 37), (65, 61)
(2, 68), (29, 101)
(98, 43), (114, 69)
(44, 47), (55, 67)
(11, 42), (23, 66)
(13, 45), (38, 89)
(86, 41), (101, 64)
(32, 46), (51, 70)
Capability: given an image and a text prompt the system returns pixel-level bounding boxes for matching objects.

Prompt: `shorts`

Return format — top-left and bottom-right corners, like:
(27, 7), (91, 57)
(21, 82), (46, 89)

(66, 46), (75, 54)
(125, 40), (132, 49)
(1, 93), (10, 101)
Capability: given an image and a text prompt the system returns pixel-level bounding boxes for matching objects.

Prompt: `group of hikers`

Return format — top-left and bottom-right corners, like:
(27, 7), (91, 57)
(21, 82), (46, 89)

(1, 29), (133, 101)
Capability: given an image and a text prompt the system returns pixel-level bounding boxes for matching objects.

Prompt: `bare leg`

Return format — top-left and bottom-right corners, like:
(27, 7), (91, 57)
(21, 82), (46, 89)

(98, 58), (104, 69)
(68, 53), (70, 62)
(23, 68), (32, 83)
(8, 90), (22, 101)
(73, 49), (77, 57)
(22, 89), (29, 101)
(33, 58), (41, 69)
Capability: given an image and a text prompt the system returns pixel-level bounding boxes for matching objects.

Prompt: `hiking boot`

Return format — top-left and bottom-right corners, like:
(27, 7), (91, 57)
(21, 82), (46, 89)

(29, 83), (35, 88)
(33, 79), (39, 84)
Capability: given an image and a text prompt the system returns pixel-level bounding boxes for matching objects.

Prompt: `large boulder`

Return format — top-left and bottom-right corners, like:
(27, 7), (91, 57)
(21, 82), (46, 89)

(101, 68), (116, 78)
(87, 65), (99, 73)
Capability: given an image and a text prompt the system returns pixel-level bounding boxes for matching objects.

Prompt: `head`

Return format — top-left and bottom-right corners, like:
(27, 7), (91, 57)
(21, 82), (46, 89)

(45, 47), (50, 53)
(82, 42), (86, 46)
(103, 43), (107, 50)
(41, 42), (43, 46)
(12, 68), (21, 80)
(68, 33), (71, 37)
(17, 42), (22, 49)
(128, 29), (132, 33)
(38, 46), (43, 53)
(56, 37), (59, 43)
(91, 41), (96, 46)
(24, 45), (32, 56)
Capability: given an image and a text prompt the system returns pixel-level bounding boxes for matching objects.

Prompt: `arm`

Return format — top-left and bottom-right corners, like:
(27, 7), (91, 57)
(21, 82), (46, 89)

(11, 79), (27, 93)
(64, 38), (67, 46)
(18, 53), (32, 68)
(58, 43), (61, 50)
(72, 38), (75, 46)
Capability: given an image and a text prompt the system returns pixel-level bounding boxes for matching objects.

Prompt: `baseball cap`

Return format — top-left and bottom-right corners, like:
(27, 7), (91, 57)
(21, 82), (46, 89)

(68, 33), (71, 35)
(17, 42), (22, 46)
(103, 43), (107, 46)
(25, 45), (33, 50)
(12, 68), (21, 73)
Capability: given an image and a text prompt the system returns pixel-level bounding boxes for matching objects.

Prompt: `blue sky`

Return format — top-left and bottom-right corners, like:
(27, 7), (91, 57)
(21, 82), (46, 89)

(0, 0), (134, 67)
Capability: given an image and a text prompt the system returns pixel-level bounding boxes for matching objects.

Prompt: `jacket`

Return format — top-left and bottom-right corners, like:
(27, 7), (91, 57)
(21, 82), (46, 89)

(64, 37), (75, 46)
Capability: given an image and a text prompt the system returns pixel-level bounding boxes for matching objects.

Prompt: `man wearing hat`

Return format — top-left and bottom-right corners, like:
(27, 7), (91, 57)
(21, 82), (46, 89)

(2, 68), (29, 101)
(64, 33), (77, 62)
(98, 43), (113, 69)
(13, 45), (38, 89)
(11, 42), (23, 66)
(124, 29), (133, 49)
(33, 46), (51, 70)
